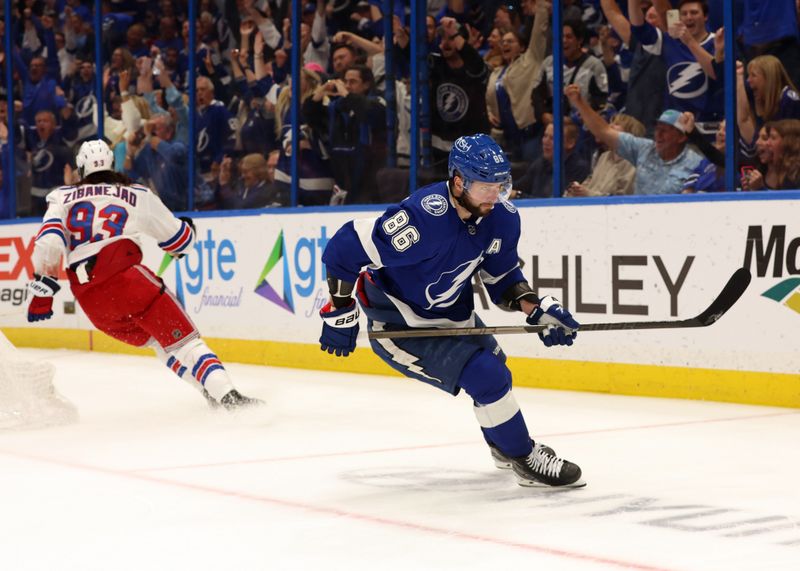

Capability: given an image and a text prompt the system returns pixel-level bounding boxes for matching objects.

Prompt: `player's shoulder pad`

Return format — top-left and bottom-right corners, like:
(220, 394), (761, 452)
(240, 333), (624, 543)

(128, 183), (151, 193)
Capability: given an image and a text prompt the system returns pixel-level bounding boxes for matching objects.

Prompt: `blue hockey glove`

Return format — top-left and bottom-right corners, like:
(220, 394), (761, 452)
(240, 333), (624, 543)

(27, 275), (61, 323)
(526, 295), (579, 347)
(319, 300), (360, 357)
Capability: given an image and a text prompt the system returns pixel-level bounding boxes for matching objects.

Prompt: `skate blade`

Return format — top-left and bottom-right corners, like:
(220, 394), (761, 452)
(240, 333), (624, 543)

(514, 474), (587, 488)
(493, 458), (512, 469)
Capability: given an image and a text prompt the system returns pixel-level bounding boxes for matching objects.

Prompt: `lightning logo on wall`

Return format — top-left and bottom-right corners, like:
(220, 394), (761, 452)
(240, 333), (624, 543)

(761, 278), (800, 314)
(254, 230), (294, 313)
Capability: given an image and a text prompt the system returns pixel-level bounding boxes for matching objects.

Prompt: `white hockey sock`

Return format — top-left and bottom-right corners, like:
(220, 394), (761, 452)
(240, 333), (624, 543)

(473, 390), (521, 429)
(152, 342), (199, 392)
(154, 338), (235, 401)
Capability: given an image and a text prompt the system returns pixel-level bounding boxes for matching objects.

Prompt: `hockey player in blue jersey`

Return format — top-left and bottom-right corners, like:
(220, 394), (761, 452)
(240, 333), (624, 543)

(319, 134), (585, 488)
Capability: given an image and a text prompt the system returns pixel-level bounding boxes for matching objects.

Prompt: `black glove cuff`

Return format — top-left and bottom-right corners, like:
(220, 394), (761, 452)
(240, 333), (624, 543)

(500, 281), (539, 312)
(327, 274), (356, 309)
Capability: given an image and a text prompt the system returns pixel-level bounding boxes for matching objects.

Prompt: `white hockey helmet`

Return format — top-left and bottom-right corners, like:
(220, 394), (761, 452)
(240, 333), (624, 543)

(76, 139), (114, 178)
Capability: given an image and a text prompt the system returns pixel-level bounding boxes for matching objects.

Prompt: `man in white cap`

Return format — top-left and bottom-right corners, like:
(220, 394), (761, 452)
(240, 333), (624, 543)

(566, 84), (702, 195)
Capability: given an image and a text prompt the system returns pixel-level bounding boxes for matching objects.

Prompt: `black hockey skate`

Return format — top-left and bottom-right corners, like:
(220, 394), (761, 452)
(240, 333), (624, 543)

(507, 445), (585, 487)
(219, 389), (263, 411)
(489, 440), (555, 469)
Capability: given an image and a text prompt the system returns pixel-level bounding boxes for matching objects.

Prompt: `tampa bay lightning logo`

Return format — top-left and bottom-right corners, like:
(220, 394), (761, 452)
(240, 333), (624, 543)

(436, 83), (468, 123)
(32, 149), (55, 173)
(500, 198), (517, 213)
(667, 62), (707, 99)
(424, 255), (483, 309)
(197, 127), (209, 152)
(76, 95), (96, 119)
(421, 194), (448, 216)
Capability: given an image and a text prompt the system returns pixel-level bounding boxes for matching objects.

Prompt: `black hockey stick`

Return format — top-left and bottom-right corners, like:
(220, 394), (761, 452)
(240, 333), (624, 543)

(367, 267), (751, 340)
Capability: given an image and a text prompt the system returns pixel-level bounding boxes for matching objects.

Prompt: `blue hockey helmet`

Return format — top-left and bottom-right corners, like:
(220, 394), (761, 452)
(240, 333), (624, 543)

(448, 134), (512, 198)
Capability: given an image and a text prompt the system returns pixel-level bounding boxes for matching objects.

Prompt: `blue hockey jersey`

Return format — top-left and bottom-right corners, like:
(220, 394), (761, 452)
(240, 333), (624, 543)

(196, 101), (233, 174)
(323, 182), (526, 327)
(632, 23), (722, 123)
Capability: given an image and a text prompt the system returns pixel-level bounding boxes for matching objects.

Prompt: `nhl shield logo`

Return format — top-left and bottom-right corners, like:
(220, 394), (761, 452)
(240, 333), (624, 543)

(421, 194), (448, 216)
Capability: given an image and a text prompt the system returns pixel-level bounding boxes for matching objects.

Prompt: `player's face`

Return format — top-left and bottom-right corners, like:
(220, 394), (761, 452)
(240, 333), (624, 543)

(465, 180), (503, 215)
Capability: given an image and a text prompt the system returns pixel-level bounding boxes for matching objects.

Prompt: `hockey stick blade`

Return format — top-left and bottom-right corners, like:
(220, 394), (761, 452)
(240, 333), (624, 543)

(367, 267), (752, 340)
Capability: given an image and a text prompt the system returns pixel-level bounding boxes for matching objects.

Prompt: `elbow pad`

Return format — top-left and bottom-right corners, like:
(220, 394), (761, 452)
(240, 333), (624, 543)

(500, 281), (540, 312)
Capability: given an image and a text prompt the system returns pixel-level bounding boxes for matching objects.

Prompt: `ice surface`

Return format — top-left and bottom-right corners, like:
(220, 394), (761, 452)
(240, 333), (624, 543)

(0, 349), (798, 571)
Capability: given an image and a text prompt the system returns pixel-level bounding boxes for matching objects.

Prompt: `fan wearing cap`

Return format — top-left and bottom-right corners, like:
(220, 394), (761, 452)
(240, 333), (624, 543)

(566, 83), (703, 194)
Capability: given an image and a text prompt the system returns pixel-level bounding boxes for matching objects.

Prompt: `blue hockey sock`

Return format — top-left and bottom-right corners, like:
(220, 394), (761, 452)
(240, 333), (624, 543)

(458, 349), (533, 458)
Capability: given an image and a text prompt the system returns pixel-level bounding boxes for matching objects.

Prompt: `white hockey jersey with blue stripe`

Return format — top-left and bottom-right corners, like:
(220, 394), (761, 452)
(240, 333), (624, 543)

(33, 182), (193, 276)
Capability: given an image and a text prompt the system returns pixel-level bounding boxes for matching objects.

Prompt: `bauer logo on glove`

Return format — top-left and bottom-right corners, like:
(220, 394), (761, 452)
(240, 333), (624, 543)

(332, 308), (360, 327)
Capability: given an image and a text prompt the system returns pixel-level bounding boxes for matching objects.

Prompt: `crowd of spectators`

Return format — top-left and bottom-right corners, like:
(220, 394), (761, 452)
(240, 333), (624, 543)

(2, 0), (800, 218)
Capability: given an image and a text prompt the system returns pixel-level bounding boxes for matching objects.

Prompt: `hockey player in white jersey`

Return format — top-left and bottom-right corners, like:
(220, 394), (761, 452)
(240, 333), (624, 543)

(27, 139), (260, 410)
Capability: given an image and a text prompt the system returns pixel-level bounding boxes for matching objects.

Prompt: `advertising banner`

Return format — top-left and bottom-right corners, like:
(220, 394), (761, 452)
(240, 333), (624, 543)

(1, 199), (798, 376)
